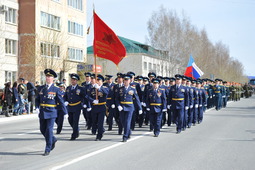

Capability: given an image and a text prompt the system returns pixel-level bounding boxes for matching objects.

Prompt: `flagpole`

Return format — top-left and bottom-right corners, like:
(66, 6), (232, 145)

(94, 54), (98, 100)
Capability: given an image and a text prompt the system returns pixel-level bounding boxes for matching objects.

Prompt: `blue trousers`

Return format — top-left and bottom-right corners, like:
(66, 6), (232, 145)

(120, 110), (133, 140)
(187, 107), (194, 127)
(55, 110), (64, 133)
(173, 108), (184, 132)
(197, 106), (204, 123)
(150, 111), (162, 136)
(182, 109), (188, 129)
(107, 107), (115, 129)
(40, 118), (56, 152)
(68, 110), (81, 138)
(91, 107), (105, 139)
(193, 107), (198, 124)
(167, 109), (173, 126)
(215, 95), (222, 110)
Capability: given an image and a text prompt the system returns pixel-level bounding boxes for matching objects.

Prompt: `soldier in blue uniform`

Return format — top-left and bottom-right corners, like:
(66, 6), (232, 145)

(223, 81), (229, 108)
(115, 74), (142, 142)
(55, 82), (66, 134)
(64, 74), (86, 140)
(113, 73), (124, 135)
(137, 76), (145, 128)
(127, 71), (142, 131)
(35, 69), (68, 156)
(167, 77), (175, 126)
(86, 74), (109, 141)
(81, 72), (92, 129)
(143, 72), (156, 128)
(146, 78), (167, 137)
(202, 79), (209, 112)
(181, 76), (189, 131)
(213, 79), (223, 111)
(187, 79), (196, 128)
(167, 74), (189, 134)
(103, 75), (115, 131)
(196, 80), (207, 124)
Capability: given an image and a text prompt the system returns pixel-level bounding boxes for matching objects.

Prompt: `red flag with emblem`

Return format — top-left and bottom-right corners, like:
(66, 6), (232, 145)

(93, 11), (126, 66)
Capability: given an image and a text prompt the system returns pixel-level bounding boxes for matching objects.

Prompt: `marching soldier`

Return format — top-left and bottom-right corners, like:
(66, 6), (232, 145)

(167, 77), (175, 126)
(64, 74), (86, 140)
(55, 82), (66, 134)
(146, 78), (167, 137)
(35, 69), (67, 156)
(115, 74), (142, 142)
(81, 72), (92, 129)
(137, 76), (145, 128)
(196, 80), (207, 124)
(213, 79), (223, 111)
(86, 74), (109, 141)
(167, 74), (189, 134)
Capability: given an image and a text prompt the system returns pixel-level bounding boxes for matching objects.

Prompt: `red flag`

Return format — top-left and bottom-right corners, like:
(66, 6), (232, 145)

(93, 11), (126, 65)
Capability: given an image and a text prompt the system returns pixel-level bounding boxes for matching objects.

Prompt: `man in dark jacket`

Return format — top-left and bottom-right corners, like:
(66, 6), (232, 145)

(26, 80), (36, 113)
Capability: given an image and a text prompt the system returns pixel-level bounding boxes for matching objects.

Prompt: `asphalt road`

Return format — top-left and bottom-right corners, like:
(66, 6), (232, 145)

(1, 96), (255, 170)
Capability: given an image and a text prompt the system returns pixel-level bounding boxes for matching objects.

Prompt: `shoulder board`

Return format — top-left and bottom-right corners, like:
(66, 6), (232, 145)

(159, 88), (165, 90)
(131, 86), (136, 89)
(102, 86), (108, 88)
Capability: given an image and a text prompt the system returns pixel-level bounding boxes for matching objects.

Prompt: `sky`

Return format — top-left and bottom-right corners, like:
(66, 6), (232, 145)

(86, 0), (255, 76)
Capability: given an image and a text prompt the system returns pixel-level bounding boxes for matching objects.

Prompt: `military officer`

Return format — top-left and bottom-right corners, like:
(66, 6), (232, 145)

(64, 74), (86, 140)
(167, 74), (189, 134)
(81, 72), (92, 129)
(181, 76), (189, 131)
(213, 79), (223, 111)
(87, 74), (109, 141)
(35, 69), (68, 156)
(196, 80), (207, 124)
(146, 78), (167, 137)
(115, 74), (142, 142)
(55, 82), (66, 134)
(103, 75), (115, 131)
(137, 76), (146, 128)
(167, 77), (175, 126)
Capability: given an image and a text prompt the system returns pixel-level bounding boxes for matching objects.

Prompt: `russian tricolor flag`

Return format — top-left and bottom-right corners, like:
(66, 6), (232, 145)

(184, 55), (204, 79)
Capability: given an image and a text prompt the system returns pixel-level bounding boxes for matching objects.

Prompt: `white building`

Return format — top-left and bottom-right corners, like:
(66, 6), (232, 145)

(85, 36), (181, 78)
(0, 0), (19, 86)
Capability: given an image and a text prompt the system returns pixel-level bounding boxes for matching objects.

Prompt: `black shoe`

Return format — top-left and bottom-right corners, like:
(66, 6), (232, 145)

(76, 133), (80, 138)
(108, 127), (112, 131)
(128, 136), (131, 139)
(87, 127), (91, 130)
(149, 130), (153, 132)
(51, 140), (57, 150)
(43, 152), (50, 156)
(70, 137), (76, 141)
(92, 133), (96, 135)
(118, 132), (122, 135)
(122, 139), (127, 142)
(95, 138), (101, 141)
(187, 125), (191, 128)
(154, 134), (158, 137)
(56, 131), (60, 134)
(176, 130), (181, 134)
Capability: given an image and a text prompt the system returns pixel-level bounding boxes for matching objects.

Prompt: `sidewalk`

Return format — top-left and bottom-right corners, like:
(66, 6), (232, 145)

(0, 112), (38, 123)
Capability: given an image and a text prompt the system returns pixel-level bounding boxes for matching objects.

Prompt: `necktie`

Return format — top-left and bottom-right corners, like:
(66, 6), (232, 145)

(46, 85), (49, 89)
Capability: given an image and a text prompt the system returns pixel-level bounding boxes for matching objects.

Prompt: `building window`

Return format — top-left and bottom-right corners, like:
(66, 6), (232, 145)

(143, 62), (147, 70)
(5, 7), (17, 24)
(5, 71), (17, 84)
(68, 47), (83, 61)
(5, 39), (17, 55)
(40, 11), (60, 30)
(149, 63), (152, 70)
(40, 42), (60, 58)
(68, 21), (83, 36)
(153, 64), (156, 70)
(68, 0), (83, 11)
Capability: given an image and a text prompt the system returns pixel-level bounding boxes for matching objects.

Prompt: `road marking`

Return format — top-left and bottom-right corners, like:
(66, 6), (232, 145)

(50, 131), (152, 170)
(17, 130), (40, 136)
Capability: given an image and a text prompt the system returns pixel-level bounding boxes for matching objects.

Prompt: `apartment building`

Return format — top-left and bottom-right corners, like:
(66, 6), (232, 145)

(0, 0), (19, 86)
(19, 0), (87, 84)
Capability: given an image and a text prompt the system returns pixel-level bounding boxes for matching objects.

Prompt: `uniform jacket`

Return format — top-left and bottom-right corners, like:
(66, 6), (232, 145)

(103, 82), (115, 107)
(146, 88), (167, 113)
(168, 84), (189, 109)
(64, 85), (86, 112)
(36, 84), (67, 119)
(213, 85), (223, 96)
(116, 86), (142, 112)
(87, 85), (109, 112)
(197, 88), (207, 106)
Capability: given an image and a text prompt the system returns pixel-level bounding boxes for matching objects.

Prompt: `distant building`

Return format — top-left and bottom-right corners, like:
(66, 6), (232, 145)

(0, 0), (19, 85)
(18, 0), (87, 84)
(86, 36), (181, 78)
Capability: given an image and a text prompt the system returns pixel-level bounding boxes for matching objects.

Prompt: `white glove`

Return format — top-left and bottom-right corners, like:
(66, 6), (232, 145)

(185, 106), (189, 110)
(143, 102), (146, 107)
(195, 104), (198, 108)
(139, 110), (143, 115)
(93, 100), (99, 104)
(141, 102), (144, 106)
(64, 114), (68, 119)
(111, 104), (115, 108)
(204, 104), (207, 107)
(87, 108), (92, 112)
(199, 104), (202, 107)
(190, 105), (193, 109)
(83, 104), (87, 108)
(167, 105), (171, 109)
(210, 96), (212, 99)
(162, 109), (167, 112)
(222, 96), (226, 98)
(35, 108), (39, 114)
(94, 84), (100, 89)
(146, 108), (150, 111)
(213, 95), (215, 97)
(118, 106), (123, 111)
(64, 101), (69, 106)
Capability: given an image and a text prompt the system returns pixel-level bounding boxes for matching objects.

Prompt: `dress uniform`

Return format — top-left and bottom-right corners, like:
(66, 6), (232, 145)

(103, 75), (115, 131)
(137, 76), (146, 128)
(213, 79), (223, 111)
(158, 76), (167, 127)
(167, 74), (189, 134)
(146, 78), (167, 137)
(128, 71), (142, 131)
(196, 81), (207, 124)
(81, 72), (92, 129)
(181, 76), (189, 131)
(87, 74), (109, 141)
(115, 74), (142, 142)
(167, 77), (176, 126)
(55, 82), (66, 134)
(35, 69), (68, 156)
(64, 74), (86, 140)
(188, 80), (196, 128)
